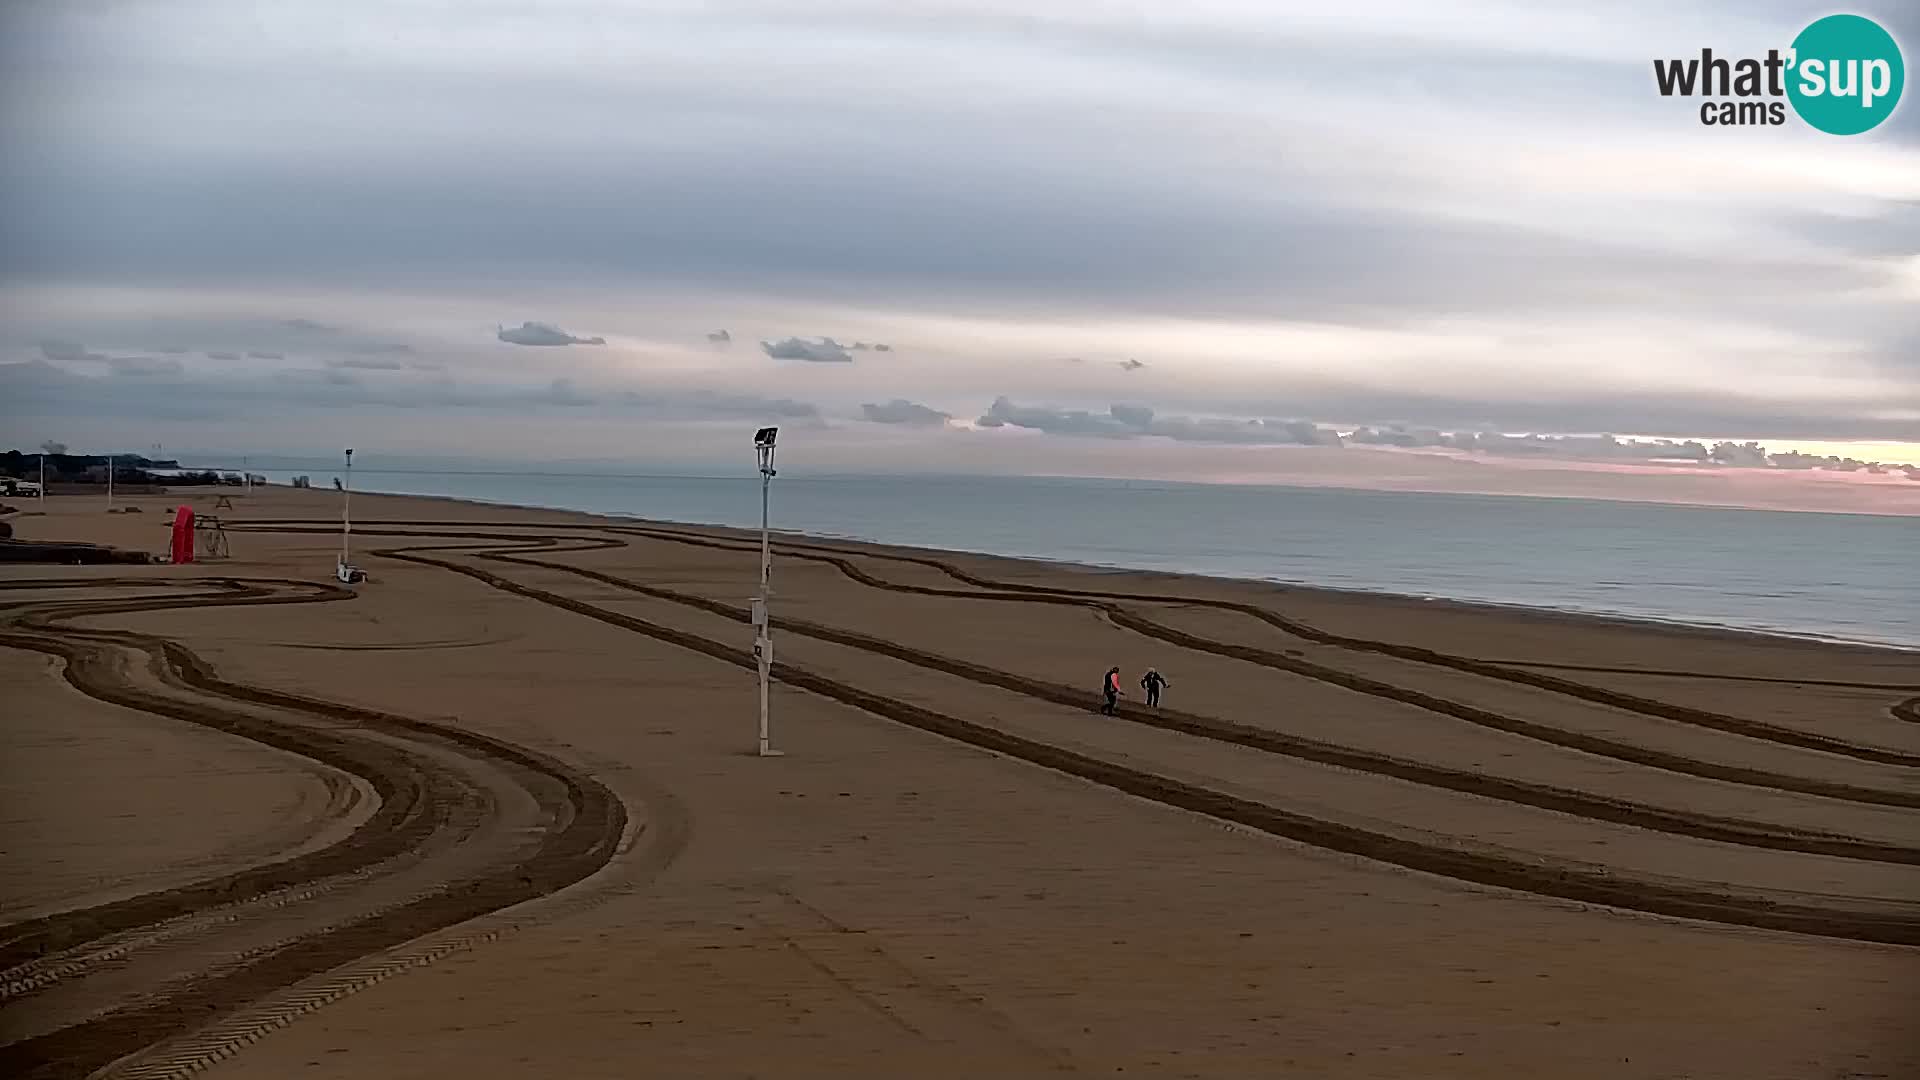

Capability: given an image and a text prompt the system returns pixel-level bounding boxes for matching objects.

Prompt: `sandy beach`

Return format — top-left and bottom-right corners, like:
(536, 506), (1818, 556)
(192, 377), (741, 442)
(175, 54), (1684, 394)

(2, 485), (1916, 1079)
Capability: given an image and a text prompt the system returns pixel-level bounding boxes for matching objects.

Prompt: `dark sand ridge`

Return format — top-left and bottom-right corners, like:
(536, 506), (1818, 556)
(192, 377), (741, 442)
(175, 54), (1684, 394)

(0, 639), (371, 925)
(105, 511), (1904, 933)
(232, 526), (1920, 837)
(3, 487), (1914, 1078)
(0, 576), (631, 1079)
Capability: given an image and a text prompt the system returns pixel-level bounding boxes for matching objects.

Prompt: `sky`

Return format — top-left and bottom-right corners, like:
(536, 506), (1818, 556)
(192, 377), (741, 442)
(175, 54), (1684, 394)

(2, 1), (1918, 512)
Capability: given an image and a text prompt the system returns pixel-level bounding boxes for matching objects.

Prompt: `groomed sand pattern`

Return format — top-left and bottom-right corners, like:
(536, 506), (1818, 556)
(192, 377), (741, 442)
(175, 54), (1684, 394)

(1, 488), (1914, 1079)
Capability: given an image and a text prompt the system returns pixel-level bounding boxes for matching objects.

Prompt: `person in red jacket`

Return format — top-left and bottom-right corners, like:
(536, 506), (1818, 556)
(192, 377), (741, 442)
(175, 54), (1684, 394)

(1100, 666), (1123, 715)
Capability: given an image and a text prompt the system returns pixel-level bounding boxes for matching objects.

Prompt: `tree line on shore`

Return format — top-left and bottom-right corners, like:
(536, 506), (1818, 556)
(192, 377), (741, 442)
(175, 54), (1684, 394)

(1, 448), (262, 487)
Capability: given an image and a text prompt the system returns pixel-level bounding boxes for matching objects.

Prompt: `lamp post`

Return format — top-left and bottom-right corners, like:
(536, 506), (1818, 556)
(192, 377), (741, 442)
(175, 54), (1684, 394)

(340, 448), (354, 575)
(753, 426), (783, 757)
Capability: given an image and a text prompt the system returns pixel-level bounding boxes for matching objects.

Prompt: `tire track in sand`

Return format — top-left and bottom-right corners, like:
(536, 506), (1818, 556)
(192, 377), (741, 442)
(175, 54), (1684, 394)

(231, 523), (1920, 857)
(239, 521), (1920, 809)
(0, 580), (631, 1080)
(612, 524), (1920, 769)
(296, 526), (1920, 946)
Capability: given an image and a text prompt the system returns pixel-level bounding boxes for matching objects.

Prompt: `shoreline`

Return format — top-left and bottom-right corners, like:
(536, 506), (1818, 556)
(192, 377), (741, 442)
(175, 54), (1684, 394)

(302, 482), (1919, 657)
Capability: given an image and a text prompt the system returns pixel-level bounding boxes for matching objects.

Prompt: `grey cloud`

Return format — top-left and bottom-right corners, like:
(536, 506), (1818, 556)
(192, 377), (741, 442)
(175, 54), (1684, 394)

(977, 397), (1339, 445)
(108, 314), (414, 360)
(10, 124), (1891, 341)
(1119, 358), (1146, 371)
(1135, 412), (1340, 446)
(40, 340), (106, 364)
(1227, 383), (1920, 444)
(862, 399), (951, 426)
(496, 321), (606, 347)
(707, 329), (732, 344)
(1346, 425), (1448, 447)
(761, 337), (853, 363)
(327, 356), (406, 371)
(1, 358), (820, 425)
(973, 395), (1913, 469)
(106, 355), (184, 377)
(273, 368), (361, 390)
(976, 397), (1134, 437)
(1710, 441), (1769, 467)
(205, 350), (241, 361)
(1439, 431), (1709, 461)
(2, 2), (1915, 456)
(1345, 430), (1920, 474)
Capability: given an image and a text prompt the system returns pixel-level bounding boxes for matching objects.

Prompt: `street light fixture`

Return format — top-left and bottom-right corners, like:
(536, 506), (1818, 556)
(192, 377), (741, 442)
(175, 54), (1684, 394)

(336, 448), (366, 584)
(753, 426), (783, 757)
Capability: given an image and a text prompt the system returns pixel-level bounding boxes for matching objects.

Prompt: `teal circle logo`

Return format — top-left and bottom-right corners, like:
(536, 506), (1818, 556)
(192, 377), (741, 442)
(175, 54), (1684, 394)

(1787, 14), (1904, 135)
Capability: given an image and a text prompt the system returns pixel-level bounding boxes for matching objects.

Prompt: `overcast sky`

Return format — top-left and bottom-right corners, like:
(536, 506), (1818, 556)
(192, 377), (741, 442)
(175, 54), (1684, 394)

(2, 1), (1917, 506)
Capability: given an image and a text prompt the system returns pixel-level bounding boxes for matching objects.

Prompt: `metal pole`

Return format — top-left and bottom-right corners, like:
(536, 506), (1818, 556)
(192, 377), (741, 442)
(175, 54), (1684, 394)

(340, 449), (353, 566)
(39, 453), (46, 506)
(243, 455), (250, 496)
(757, 463), (774, 756)
(107, 455), (114, 511)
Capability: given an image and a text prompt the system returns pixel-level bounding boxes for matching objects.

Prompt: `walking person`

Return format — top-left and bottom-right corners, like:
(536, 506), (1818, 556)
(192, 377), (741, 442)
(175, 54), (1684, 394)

(1141, 668), (1169, 709)
(1100, 666), (1123, 715)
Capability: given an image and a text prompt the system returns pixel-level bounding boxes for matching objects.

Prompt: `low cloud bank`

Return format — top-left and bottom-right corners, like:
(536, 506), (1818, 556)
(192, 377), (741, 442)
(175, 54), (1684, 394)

(862, 399), (951, 426)
(762, 336), (854, 363)
(976, 398), (1340, 445)
(1347, 426), (1915, 474)
(497, 321), (606, 347)
(972, 399), (1918, 475)
(3, 358), (820, 425)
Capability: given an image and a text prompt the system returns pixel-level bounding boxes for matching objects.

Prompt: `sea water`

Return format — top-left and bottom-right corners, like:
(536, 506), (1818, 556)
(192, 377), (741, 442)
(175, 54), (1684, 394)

(211, 467), (1920, 650)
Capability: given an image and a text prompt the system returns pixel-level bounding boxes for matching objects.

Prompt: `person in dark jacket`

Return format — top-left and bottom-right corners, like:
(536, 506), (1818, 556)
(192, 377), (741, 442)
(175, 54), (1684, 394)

(1140, 668), (1169, 708)
(1100, 666), (1123, 715)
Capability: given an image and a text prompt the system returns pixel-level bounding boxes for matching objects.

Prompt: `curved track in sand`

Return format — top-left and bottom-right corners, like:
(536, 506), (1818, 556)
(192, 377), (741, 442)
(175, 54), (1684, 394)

(0, 579), (630, 1080)
(13, 514), (1905, 1077)
(228, 520), (1920, 946)
(608, 525), (1920, 763)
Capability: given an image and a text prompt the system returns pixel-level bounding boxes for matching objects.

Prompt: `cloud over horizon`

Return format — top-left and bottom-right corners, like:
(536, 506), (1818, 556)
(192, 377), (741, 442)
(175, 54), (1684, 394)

(762, 337), (855, 363)
(497, 322), (606, 347)
(976, 397), (1343, 446)
(862, 399), (951, 426)
(2, 2), (1917, 497)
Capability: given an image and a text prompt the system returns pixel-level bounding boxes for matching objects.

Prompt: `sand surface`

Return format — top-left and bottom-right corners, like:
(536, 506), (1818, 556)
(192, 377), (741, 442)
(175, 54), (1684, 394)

(1, 486), (1915, 1078)
(0, 646), (366, 922)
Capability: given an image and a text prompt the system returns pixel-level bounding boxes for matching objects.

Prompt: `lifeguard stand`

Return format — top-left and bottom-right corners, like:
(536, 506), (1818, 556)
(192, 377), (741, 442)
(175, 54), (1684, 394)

(194, 515), (231, 559)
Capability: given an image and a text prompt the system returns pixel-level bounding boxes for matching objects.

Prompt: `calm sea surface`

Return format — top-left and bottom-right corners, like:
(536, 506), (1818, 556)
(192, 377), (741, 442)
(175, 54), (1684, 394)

(215, 468), (1920, 650)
